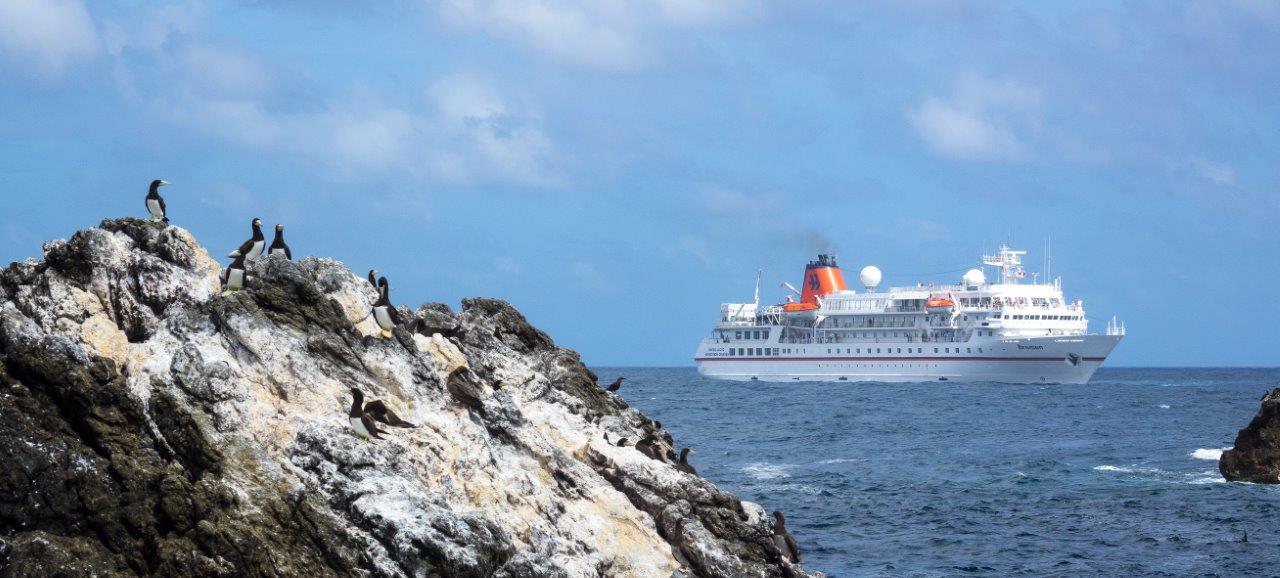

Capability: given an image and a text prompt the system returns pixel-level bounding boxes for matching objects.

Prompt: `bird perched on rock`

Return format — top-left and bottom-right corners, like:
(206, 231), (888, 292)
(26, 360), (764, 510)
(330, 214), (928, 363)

(268, 224), (291, 259)
(348, 388), (385, 441)
(363, 399), (416, 428)
(446, 367), (484, 414)
(372, 277), (404, 336)
(229, 218), (266, 259)
(367, 269), (379, 289)
(635, 435), (662, 461)
(606, 377), (624, 392)
(145, 179), (169, 223)
(676, 448), (697, 476)
(772, 511), (801, 563)
(219, 253), (248, 294)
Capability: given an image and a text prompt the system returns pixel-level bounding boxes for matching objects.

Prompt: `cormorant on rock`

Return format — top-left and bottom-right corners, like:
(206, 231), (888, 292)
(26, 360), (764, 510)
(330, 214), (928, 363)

(606, 377), (624, 392)
(229, 218), (265, 259)
(145, 179), (169, 223)
(373, 277), (404, 335)
(772, 511), (801, 563)
(446, 367), (484, 414)
(348, 388), (384, 440)
(654, 420), (662, 430)
(268, 224), (291, 260)
(676, 448), (697, 476)
(363, 399), (416, 428)
(219, 253), (248, 294)
(367, 269), (379, 288)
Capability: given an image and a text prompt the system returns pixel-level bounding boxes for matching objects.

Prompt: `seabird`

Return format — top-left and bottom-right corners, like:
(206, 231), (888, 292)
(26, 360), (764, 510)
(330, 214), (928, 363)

(772, 511), (801, 563)
(219, 253), (248, 293)
(446, 367), (484, 413)
(145, 179), (169, 223)
(367, 269), (379, 289)
(606, 377), (624, 392)
(363, 399), (416, 428)
(348, 388), (385, 441)
(1242, 530), (1248, 543)
(373, 277), (405, 335)
(635, 435), (661, 461)
(616, 437), (630, 447)
(229, 217), (265, 259)
(268, 224), (292, 260)
(676, 448), (697, 476)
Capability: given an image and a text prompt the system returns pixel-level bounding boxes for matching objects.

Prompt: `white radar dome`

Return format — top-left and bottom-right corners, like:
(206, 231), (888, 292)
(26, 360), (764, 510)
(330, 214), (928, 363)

(860, 266), (882, 290)
(963, 268), (986, 287)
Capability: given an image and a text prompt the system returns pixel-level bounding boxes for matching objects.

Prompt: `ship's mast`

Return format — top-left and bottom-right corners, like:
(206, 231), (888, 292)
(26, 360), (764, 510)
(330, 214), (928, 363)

(982, 244), (1027, 284)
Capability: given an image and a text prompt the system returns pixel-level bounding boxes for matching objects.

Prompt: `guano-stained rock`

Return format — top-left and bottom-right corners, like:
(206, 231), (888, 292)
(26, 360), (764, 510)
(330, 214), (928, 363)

(0, 217), (823, 577)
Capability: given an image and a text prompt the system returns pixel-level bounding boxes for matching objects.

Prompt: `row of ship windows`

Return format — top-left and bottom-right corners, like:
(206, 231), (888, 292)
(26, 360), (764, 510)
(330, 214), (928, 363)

(1004, 314), (1080, 320)
(730, 346), (988, 356)
(734, 329), (771, 340)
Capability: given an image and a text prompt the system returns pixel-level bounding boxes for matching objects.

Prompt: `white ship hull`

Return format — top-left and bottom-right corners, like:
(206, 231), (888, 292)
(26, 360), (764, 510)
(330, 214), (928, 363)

(695, 334), (1122, 384)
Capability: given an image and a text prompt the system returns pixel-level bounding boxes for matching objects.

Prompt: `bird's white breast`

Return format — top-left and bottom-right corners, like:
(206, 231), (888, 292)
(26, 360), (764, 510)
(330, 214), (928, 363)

(146, 198), (162, 216)
(248, 240), (265, 258)
(349, 416), (370, 439)
(270, 247), (286, 256)
(227, 269), (244, 289)
(374, 306), (393, 330)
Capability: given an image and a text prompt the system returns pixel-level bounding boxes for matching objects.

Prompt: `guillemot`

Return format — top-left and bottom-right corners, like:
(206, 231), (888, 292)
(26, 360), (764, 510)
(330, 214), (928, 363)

(268, 224), (291, 259)
(220, 253), (248, 294)
(363, 399), (416, 428)
(771, 511), (801, 563)
(605, 377), (624, 392)
(676, 448), (697, 476)
(145, 179), (169, 223)
(348, 388), (385, 441)
(373, 277), (404, 335)
(229, 218), (265, 259)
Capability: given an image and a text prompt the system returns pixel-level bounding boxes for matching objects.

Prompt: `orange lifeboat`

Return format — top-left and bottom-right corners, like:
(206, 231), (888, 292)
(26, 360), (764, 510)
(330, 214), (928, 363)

(925, 295), (955, 312)
(783, 302), (819, 312)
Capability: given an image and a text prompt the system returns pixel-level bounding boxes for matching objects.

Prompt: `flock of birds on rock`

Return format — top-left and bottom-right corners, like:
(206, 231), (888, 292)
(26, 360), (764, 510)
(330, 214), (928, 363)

(142, 179), (802, 568)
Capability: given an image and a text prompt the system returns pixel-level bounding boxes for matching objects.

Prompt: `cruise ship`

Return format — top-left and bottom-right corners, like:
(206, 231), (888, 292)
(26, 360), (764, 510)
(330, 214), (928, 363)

(693, 246), (1124, 383)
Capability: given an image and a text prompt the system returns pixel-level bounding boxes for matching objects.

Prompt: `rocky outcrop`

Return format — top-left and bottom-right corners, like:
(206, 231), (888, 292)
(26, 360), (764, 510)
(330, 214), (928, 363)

(0, 218), (821, 577)
(1220, 387), (1280, 484)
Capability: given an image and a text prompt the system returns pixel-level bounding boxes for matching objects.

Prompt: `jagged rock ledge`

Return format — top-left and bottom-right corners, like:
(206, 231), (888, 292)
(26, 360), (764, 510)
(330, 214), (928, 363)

(0, 218), (821, 577)
(1219, 387), (1280, 484)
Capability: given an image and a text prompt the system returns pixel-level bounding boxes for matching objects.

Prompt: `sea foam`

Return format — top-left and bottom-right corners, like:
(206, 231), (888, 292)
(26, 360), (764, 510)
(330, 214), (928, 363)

(1190, 447), (1231, 461)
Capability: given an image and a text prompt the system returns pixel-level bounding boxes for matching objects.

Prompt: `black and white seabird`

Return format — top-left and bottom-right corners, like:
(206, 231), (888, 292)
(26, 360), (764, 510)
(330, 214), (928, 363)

(219, 253), (248, 293)
(606, 377), (624, 392)
(348, 388), (385, 440)
(145, 179), (169, 223)
(268, 224), (292, 260)
(446, 367), (485, 414)
(676, 448), (697, 476)
(367, 269), (379, 289)
(373, 277), (405, 335)
(229, 217), (265, 259)
(364, 399), (416, 428)
(772, 511), (801, 563)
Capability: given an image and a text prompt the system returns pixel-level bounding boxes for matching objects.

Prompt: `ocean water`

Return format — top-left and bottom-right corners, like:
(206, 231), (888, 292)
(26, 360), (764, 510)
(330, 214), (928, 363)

(604, 367), (1280, 577)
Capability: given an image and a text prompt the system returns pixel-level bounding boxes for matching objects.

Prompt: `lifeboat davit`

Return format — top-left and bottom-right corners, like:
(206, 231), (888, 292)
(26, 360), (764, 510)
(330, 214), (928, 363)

(925, 296), (955, 312)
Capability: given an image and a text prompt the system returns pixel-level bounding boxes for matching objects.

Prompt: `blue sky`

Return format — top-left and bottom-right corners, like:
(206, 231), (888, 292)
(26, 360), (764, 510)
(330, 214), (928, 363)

(1, 1), (1277, 367)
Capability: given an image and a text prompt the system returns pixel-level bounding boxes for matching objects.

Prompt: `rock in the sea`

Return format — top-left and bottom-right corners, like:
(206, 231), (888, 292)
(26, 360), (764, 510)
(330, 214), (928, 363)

(0, 218), (823, 577)
(1220, 387), (1280, 484)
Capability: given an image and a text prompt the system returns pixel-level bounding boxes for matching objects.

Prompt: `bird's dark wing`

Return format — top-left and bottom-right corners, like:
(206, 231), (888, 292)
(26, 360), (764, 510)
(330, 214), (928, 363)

(360, 414), (384, 439)
(364, 399), (415, 428)
(284, 244), (292, 260)
(231, 238), (254, 257)
(388, 306), (405, 326)
(784, 534), (801, 562)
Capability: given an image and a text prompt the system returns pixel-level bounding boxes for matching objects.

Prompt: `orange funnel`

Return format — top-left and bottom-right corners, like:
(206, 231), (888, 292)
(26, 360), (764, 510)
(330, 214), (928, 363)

(800, 254), (847, 304)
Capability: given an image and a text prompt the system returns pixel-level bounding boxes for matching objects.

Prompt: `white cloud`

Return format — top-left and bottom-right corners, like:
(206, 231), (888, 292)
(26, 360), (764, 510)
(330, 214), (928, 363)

(909, 73), (1041, 161)
(0, 0), (99, 78)
(1190, 158), (1236, 186)
(434, 0), (763, 70)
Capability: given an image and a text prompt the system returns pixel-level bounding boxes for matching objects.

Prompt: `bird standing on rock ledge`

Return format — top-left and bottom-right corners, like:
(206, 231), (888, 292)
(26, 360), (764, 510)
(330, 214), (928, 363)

(373, 277), (404, 336)
(348, 388), (385, 441)
(219, 253), (248, 294)
(145, 179), (169, 223)
(268, 224), (292, 260)
(606, 377), (624, 392)
(229, 218), (266, 259)
(772, 511), (801, 563)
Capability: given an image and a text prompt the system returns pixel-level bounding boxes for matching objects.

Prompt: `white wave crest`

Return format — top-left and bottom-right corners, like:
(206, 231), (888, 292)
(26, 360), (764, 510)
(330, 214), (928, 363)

(1190, 447), (1231, 461)
(742, 462), (791, 480)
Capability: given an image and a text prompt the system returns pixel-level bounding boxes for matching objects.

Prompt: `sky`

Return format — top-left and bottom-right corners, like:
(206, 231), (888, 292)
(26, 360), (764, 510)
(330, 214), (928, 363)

(0, 0), (1277, 367)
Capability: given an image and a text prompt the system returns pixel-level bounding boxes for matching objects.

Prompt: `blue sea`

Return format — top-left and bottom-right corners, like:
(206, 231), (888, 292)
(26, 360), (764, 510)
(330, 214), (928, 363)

(606, 367), (1280, 577)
